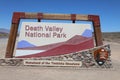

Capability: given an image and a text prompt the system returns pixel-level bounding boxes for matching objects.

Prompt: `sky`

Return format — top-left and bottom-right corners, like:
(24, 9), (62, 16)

(0, 0), (120, 32)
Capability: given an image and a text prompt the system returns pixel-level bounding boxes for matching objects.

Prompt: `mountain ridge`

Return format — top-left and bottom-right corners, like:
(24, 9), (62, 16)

(0, 28), (10, 33)
(16, 38), (94, 58)
(17, 35), (91, 50)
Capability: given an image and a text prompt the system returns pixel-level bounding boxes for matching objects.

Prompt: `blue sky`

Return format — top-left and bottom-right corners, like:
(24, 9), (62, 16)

(0, 0), (120, 32)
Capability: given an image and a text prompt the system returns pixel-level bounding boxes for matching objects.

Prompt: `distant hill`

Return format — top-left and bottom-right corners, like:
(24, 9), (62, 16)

(0, 28), (9, 33)
(0, 28), (10, 38)
(102, 32), (120, 43)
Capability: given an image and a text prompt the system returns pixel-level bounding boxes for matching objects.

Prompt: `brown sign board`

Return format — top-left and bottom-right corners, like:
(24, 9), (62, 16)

(5, 12), (103, 58)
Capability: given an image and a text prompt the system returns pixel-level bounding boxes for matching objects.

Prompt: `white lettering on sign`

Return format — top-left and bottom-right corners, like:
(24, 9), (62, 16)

(24, 60), (82, 67)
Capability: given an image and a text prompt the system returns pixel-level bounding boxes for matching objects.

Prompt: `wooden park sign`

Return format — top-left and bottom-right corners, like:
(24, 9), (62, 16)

(5, 12), (103, 58)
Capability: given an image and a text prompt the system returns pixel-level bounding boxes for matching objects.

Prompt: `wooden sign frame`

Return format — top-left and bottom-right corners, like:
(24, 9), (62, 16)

(5, 12), (103, 58)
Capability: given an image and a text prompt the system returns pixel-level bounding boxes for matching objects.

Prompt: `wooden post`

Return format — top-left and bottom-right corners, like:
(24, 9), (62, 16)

(5, 24), (19, 58)
(5, 12), (25, 58)
(88, 15), (103, 46)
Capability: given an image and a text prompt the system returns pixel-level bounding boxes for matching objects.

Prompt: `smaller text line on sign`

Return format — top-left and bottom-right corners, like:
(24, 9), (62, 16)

(24, 60), (82, 67)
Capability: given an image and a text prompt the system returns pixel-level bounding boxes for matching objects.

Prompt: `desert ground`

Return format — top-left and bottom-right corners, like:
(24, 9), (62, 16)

(0, 37), (120, 80)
